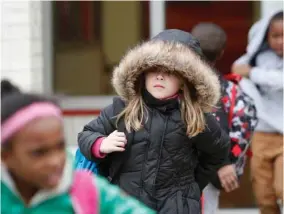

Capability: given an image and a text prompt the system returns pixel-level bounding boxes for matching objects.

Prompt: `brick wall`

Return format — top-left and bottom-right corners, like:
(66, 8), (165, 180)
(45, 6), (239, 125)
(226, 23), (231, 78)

(1, 1), (44, 92)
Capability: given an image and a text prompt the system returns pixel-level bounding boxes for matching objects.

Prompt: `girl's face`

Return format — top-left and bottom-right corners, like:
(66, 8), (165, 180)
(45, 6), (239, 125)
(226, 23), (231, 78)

(1, 117), (66, 191)
(145, 69), (182, 100)
(268, 19), (283, 57)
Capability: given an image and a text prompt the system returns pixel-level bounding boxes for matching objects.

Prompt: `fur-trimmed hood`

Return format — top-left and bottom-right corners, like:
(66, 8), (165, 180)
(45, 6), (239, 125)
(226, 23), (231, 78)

(112, 29), (221, 112)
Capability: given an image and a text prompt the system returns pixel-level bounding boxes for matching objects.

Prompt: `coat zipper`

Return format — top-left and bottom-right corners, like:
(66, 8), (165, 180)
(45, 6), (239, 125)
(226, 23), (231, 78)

(140, 110), (153, 193)
(152, 116), (169, 193)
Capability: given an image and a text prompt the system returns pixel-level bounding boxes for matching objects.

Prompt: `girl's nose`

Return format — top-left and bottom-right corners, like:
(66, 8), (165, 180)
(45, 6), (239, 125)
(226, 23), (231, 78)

(156, 73), (164, 80)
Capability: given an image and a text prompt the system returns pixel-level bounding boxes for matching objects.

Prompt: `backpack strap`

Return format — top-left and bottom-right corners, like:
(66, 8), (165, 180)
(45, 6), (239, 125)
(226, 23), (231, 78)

(108, 118), (134, 184)
(222, 74), (240, 129)
(70, 170), (98, 214)
(228, 84), (237, 128)
(103, 97), (135, 184)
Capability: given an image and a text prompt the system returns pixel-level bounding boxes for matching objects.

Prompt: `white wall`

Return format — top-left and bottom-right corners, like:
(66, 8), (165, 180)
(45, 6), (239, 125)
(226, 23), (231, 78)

(1, 1), (45, 92)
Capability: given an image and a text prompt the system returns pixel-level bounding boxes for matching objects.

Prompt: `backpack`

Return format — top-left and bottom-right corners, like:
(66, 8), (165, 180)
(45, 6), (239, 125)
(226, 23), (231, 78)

(222, 73), (254, 158)
(75, 150), (98, 174)
(210, 73), (255, 189)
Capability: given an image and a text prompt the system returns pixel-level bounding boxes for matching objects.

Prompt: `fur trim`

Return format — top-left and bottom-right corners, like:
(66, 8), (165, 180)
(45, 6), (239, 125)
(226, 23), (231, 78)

(112, 40), (221, 112)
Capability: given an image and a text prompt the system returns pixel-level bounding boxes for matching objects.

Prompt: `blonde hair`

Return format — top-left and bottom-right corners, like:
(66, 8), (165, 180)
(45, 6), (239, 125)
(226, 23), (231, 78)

(179, 83), (205, 136)
(116, 73), (206, 137)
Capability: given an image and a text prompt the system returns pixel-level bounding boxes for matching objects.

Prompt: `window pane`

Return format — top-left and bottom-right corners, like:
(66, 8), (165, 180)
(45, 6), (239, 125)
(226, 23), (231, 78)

(53, 1), (148, 96)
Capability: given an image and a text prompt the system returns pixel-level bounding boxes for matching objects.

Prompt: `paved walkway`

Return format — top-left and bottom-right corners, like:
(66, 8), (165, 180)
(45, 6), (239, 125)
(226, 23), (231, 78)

(218, 209), (258, 214)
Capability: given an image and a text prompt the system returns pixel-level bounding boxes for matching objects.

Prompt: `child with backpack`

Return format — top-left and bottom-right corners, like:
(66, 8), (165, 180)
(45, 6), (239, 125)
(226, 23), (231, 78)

(78, 29), (230, 214)
(232, 10), (283, 214)
(1, 80), (155, 214)
(191, 23), (258, 214)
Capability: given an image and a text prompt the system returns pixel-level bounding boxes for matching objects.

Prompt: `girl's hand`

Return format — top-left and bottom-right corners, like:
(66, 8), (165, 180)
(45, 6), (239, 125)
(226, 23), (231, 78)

(99, 130), (127, 154)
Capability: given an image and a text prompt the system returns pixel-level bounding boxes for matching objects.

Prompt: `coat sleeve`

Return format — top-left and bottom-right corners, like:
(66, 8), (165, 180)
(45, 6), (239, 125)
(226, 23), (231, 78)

(249, 67), (283, 90)
(194, 113), (230, 191)
(77, 102), (117, 162)
(95, 176), (156, 214)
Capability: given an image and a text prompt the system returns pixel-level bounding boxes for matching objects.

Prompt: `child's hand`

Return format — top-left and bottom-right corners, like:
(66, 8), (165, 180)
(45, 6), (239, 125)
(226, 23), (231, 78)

(100, 130), (127, 154)
(217, 164), (239, 192)
(231, 64), (251, 78)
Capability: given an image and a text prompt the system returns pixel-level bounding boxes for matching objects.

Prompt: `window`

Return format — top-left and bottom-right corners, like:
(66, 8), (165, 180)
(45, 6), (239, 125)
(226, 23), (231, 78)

(53, 1), (148, 96)
(53, 1), (101, 45)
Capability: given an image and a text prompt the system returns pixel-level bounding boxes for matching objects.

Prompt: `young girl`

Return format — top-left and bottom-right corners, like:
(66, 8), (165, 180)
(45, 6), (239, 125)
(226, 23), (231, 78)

(1, 80), (155, 214)
(78, 29), (230, 213)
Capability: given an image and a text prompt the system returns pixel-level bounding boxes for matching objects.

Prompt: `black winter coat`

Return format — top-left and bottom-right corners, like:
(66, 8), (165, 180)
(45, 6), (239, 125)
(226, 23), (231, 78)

(78, 96), (229, 214)
(78, 29), (230, 214)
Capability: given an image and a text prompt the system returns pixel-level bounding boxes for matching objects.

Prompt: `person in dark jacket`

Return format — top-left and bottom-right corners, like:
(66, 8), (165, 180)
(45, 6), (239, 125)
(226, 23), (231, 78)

(192, 23), (258, 214)
(78, 29), (230, 214)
